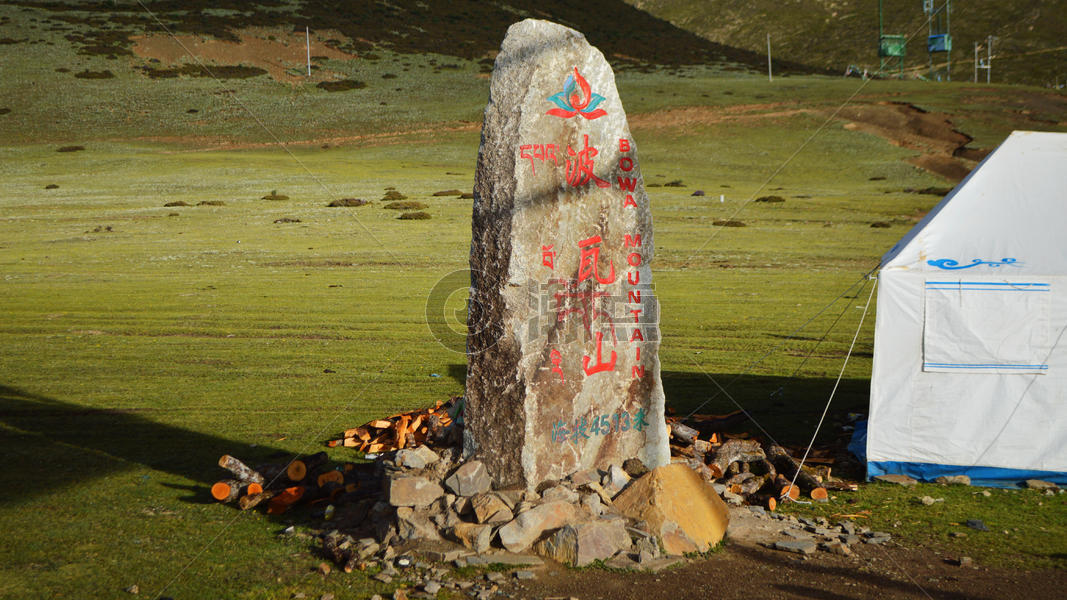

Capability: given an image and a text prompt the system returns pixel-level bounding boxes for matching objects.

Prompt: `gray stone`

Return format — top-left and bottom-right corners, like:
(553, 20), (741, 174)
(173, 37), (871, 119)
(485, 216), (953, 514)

(569, 469), (600, 487)
(498, 501), (579, 552)
(865, 532), (892, 545)
(422, 581), (442, 595)
(443, 461), (492, 497)
(965, 519), (991, 532)
(373, 572), (393, 584)
(783, 529), (811, 540)
(514, 570), (536, 580)
(534, 519), (632, 566)
(918, 495), (943, 506)
(395, 507), (442, 542)
(542, 485), (580, 504)
(822, 541), (852, 556)
(485, 572), (506, 583)
(1024, 479), (1059, 490)
(389, 476), (444, 508)
(604, 464), (631, 496)
(632, 535), (660, 559)
(580, 492), (604, 516)
(873, 474), (918, 487)
(935, 475), (971, 486)
(747, 506), (766, 517)
(480, 552), (544, 567)
(464, 18), (670, 489)
(840, 534), (861, 546)
(394, 446), (440, 470)
(839, 521), (856, 535)
(774, 539), (818, 555)
(957, 556), (974, 567)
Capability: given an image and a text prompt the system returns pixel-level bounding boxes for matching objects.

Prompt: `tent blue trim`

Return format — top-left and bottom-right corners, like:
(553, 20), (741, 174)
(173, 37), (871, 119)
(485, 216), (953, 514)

(867, 461), (1067, 489)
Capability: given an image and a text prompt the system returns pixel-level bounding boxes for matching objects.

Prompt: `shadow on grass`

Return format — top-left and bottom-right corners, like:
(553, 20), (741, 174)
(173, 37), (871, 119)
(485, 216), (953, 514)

(0, 383), (288, 504)
(662, 370), (870, 446)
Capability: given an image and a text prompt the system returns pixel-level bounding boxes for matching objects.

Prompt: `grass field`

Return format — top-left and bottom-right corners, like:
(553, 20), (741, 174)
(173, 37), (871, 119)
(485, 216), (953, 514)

(0, 3), (1065, 599)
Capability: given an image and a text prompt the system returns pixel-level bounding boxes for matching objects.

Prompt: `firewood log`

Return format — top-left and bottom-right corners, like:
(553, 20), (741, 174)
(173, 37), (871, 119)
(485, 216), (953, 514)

(765, 444), (823, 492)
(239, 488), (280, 510)
(708, 439), (765, 479)
(287, 452), (329, 482)
(669, 421), (700, 445)
(218, 455), (264, 484)
(211, 479), (243, 503)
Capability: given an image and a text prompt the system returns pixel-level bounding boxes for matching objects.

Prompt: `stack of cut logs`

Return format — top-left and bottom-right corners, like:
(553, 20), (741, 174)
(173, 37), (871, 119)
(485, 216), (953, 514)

(211, 452), (377, 514)
(667, 415), (851, 511)
(325, 399), (456, 453)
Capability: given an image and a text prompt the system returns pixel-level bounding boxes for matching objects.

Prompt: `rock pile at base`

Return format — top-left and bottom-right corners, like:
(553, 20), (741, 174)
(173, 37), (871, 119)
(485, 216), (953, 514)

(316, 447), (728, 570)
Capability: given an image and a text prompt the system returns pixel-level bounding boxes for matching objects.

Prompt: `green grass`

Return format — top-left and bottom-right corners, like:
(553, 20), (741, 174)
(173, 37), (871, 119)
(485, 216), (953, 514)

(0, 5), (1065, 599)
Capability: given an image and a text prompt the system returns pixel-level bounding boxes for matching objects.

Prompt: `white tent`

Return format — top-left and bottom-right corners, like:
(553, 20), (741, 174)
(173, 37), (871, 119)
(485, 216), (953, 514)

(867, 131), (1067, 486)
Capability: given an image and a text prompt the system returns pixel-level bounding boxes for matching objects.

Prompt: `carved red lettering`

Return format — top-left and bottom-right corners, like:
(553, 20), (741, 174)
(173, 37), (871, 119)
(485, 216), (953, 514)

(627, 252), (641, 267)
(623, 195), (637, 208)
(629, 328), (644, 342)
(578, 235), (616, 285)
(624, 234), (642, 248)
(619, 157), (633, 171)
(629, 308), (642, 323)
(628, 290), (641, 304)
(520, 145), (535, 174)
(632, 364), (644, 379)
(582, 331), (617, 375)
(627, 270), (640, 285)
(550, 349), (565, 384)
(541, 244), (555, 270)
(617, 177), (637, 192)
(619, 138), (631, 152)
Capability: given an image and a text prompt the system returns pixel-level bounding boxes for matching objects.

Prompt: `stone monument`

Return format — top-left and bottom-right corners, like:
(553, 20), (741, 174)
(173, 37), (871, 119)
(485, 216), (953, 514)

(466, 19), (669, 488)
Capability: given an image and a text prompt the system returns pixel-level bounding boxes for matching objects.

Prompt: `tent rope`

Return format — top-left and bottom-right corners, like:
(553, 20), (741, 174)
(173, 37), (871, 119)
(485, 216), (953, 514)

(782, 277), (878, 502)
(683, 265), (878, 422)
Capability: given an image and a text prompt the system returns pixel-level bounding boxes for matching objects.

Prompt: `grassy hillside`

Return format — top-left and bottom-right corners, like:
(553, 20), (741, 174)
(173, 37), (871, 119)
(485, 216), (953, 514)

(627, 0), (1067, 87)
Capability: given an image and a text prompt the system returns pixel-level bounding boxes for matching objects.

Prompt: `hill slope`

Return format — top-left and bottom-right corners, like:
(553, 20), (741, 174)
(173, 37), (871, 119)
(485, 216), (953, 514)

(626, 0), (1066, 86)
(4, 0), (824, 73)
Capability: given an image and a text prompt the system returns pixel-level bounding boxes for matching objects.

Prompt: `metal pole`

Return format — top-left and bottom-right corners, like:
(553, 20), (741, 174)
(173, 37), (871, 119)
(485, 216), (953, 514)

(974, 42), (978, 83)
(767, 33), (773, 82)
(306, 26), (311, 77)
(946, 1), (951, 81)
(987, 35), (992, 83)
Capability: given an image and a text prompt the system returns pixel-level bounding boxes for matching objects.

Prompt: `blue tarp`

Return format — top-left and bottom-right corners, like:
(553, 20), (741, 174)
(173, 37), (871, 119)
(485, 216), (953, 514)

(848, 420), (1066, 488)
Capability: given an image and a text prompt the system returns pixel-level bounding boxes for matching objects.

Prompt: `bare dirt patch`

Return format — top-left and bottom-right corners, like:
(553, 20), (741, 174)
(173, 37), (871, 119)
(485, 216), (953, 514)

(130, 28), (355, 83)
(834, 102), (982, 182)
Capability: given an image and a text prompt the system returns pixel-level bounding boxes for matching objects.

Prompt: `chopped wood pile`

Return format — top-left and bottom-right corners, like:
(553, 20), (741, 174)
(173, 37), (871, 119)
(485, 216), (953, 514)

(210, 452), (378, 515)
(325, 398), (458, 453)
(666, 413), (854, 510)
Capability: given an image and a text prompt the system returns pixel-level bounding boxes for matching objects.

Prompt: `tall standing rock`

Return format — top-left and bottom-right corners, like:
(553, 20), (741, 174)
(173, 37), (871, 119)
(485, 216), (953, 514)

(466, 19), (669, 489)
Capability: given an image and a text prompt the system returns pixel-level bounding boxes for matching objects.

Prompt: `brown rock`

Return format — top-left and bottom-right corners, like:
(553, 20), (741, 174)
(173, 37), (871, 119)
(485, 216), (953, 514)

(464, 18), (669, 489)
(388, 476), (444, 508)
(497, 501), (579, 553)
(471, 493), (515, 524)
(535, 519), (631, 566)
(444, 461), (492, 497)
(448, 522), (494, 554)
(612, 463), (729, 555)
(873, 474), (918, 487)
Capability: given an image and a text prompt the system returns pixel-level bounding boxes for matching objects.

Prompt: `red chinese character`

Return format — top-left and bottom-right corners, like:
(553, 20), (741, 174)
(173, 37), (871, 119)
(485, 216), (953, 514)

(578, 235), (615, 285)
(582, 331), (617, 376)
(550, 349), (564, 384)
(541, 244), (555, 269)
(565, 134), (610, 189)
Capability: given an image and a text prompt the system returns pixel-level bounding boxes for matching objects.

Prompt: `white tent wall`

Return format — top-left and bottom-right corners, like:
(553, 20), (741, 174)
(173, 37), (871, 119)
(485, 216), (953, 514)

(867, 131), (1067, 486)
